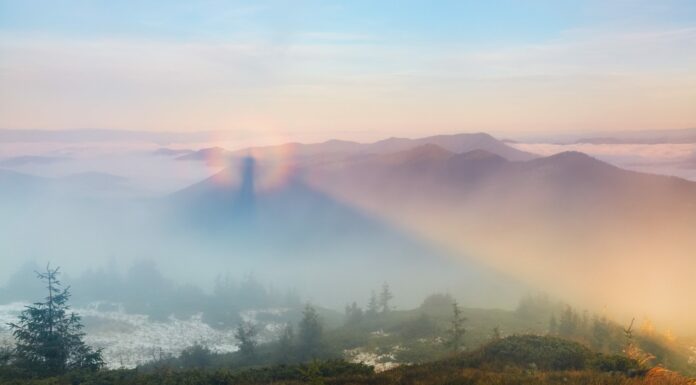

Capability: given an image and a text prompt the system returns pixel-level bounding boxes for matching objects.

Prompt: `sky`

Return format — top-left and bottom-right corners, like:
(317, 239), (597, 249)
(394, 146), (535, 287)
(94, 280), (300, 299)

(1, 0), (695, 142)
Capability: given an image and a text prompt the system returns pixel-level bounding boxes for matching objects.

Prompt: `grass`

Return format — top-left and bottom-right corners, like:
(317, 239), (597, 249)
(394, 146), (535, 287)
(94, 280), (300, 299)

(4, 335), (695, 385)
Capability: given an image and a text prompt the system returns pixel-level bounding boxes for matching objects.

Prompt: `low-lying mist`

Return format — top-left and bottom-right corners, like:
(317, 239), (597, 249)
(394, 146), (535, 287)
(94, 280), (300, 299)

(0, 151), (523, 313)
(2, 133), (695, 338)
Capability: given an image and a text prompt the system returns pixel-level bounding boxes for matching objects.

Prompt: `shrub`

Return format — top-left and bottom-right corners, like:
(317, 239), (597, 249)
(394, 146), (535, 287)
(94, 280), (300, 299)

(590, 353), (642, 374)
(471, 335), (593, 370)
(179, 343), (214, 369)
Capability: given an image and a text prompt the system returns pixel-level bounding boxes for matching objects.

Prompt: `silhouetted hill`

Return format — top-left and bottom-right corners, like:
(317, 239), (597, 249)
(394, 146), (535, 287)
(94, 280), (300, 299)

(308, 148), (696, 214)
(175, 147), (233, 163)
(210, 132), (537, 167)
(163, 157), (525, 308)
(153, 148), (195, 157)
(302, 149), (696, 328)
(364, 132), (536, 161)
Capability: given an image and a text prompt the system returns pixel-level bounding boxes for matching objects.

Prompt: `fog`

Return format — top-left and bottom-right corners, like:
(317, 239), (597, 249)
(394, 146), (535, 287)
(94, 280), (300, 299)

(0, 140), (524, 311)
(2, 134), (696, 371)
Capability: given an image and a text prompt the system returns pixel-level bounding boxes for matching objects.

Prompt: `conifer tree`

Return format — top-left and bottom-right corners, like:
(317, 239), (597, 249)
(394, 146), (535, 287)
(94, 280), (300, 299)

(8, 265), (103, 376)
(591, 316), (610, 350)
(367, 291), (379, 316)
(298, 304), (322, 360)
(558, 306), (578, 337)
(235, 321), (258, 361)
(491, 326), (501, 340)
(275, 323), (295, 363)
(378, 282), (393, 314)
(447, 300), (466, 352)
(344, 302), (364, 325)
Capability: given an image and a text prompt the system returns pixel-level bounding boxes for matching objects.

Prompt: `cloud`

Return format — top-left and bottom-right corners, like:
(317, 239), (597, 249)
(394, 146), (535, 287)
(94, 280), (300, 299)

(433, 26), (696, 79)
(0, 22), (695, 135)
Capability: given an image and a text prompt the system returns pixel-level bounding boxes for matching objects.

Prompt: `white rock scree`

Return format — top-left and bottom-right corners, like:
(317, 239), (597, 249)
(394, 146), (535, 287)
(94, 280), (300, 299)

(0, 302), (286, 369)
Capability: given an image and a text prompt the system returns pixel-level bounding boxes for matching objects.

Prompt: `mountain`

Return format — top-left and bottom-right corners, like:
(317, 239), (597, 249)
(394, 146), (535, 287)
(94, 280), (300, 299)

(307, 146), (696, 217)
(163, 156), (525, 308)
(362, 133), (535, 161)
(175, 147), (234, 166)
(153, 148), (195, 157)
(210, 132), (537, 166)
(301, 146), (696, 329)
(239, 139), (364, 158)
(322, 145), (510, 185)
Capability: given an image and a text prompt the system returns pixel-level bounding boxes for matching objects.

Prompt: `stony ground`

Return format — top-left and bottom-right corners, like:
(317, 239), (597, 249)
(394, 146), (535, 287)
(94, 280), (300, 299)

(0, 302), (286, 368)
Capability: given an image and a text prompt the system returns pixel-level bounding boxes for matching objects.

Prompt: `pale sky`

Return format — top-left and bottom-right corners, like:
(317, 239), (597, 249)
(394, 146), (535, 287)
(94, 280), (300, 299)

(1, 0), (695, 142)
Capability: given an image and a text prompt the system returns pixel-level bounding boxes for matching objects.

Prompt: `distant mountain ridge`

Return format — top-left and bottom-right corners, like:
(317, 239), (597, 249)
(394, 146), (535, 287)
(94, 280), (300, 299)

(361, 133), (535, 161)
(174, 132), (537, 167)
(305, 144), (696, 215)
(175, 147), (233, 165)
(293, 144), (696, 328)
(153, 148), (195, 157)
(162, 154), (524, 307)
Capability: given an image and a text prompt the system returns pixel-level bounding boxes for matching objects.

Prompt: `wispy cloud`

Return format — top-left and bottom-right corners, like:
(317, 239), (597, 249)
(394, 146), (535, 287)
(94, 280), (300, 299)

(1, 15), (695, 136)
(435, 26), (696, 79)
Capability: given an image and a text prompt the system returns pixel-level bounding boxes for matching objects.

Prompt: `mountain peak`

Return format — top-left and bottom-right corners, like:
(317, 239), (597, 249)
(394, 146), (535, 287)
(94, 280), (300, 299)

(176, 147), (233, 164)
(456, 149), (507, 161)
(543, 151), (603, 164)
(527, 151), (619, 176)
(321, 139), (361, 146)
(363, 132), (535, 161)
(391, 144), (454, 161)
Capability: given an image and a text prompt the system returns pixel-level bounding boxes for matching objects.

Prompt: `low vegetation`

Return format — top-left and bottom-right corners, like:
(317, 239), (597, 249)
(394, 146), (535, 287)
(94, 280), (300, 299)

(2, 337), (695, 385)
(1, 267), (694, 384)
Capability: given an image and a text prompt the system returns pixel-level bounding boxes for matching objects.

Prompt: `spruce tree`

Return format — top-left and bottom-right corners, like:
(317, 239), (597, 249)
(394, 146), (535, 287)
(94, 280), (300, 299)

(275, 323), (295, 363)
(344, 302), (363, 325)
(591, 316), (610, 351)
(234, 321), (258, 361)
(8, 265), (103, 376)
(298, 304), (322, 360)
(378, 282), (393, 313)
(447, 300), (466, 352)
(558, 306), (578, 337)
(491, 326), (501, 340)
(366, 291), (379, 317)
